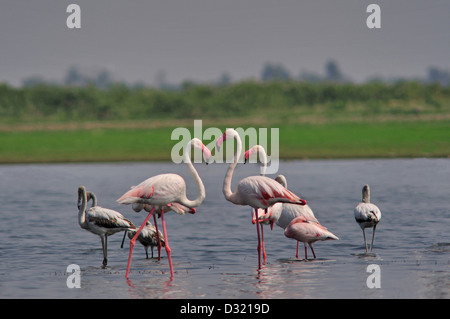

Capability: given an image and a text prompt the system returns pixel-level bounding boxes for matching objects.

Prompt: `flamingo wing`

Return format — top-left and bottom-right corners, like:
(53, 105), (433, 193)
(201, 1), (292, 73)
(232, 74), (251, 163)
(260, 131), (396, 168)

(277, 203), (318, 228)
(354, 202), (382, 227)
(87, 206), (135, 229)
(285, 217), (338, 242)
(238, 175), (306, 208)
(117, 173), (186, 206)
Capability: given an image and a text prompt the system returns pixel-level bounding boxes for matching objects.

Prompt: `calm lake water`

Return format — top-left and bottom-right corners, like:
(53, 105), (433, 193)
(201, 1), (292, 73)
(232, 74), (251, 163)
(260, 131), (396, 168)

(0, 158), (448, 299)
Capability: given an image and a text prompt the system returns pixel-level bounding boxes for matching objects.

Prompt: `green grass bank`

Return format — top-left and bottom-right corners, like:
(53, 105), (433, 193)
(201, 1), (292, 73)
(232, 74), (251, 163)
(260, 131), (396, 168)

(1, 119), (449, 163)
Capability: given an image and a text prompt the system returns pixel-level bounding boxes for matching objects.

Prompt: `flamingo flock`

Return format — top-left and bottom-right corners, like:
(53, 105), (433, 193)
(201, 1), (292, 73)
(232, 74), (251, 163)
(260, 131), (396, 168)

(76, 129), (381, 278)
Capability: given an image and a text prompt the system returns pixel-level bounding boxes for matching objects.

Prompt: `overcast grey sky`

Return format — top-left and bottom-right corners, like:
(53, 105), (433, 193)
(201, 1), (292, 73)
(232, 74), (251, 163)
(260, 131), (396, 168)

(0, 0), (449, 87)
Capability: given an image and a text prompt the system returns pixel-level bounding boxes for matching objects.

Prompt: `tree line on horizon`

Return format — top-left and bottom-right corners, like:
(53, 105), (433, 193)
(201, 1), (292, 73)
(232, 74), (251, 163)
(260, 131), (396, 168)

(1, 77), (449, 122)
(19, 60), (450, 90)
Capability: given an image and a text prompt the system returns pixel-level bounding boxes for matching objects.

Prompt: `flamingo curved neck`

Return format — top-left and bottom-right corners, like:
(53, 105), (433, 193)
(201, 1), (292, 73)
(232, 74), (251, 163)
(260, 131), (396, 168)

(88, 192), (97, 207)
(223, 131), (243, 204)
(275, 175), (287, 188)
(256, 145), (267, 176)
(179, 140), (206, 208)
(78, 187), (88, 228)
(362, 185), (370, 203)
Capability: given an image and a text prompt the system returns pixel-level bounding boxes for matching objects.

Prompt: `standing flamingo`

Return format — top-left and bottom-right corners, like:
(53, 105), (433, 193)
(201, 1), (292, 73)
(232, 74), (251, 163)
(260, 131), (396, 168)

(117, 138), (211, 279)
(354, 184), (382, 252)
(284, 216), (339, 260)
(216, 129), (307, 269)
(77, 186), (136, 267)
(126, 221), (165, 259)
(254, 174), (321, 259)
(244, 144), (269, 264)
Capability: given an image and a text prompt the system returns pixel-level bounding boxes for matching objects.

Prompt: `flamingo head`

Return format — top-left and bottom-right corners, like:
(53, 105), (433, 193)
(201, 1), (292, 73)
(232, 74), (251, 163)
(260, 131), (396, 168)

(216, 128), (237, 151)
(191, 137), (211, 163)
(77, 185), (86, 209)
(244, 145), (260, 164)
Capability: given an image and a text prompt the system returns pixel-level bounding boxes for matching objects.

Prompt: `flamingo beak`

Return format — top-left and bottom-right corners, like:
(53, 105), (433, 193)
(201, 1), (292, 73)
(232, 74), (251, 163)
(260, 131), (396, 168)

(216, 132), (227, 151)
(244, 150), (250, 164)
(202, 144), (211, 164)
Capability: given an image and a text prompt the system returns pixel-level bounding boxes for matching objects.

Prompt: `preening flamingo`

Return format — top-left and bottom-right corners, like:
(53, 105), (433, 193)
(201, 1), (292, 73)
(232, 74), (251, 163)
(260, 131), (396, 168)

(354, 184), (381, 252)
(117, 138), (211, 279)
(254, 174), (320, 258)
(77, 186), (136, 267)
(217, 129), (307, 269)
(284, 216), (339, 260)
(126, 221), (165, 259)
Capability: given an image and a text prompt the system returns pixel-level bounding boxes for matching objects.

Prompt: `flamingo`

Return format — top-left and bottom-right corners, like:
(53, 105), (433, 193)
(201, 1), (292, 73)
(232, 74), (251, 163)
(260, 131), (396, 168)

(216, 129), (307, 269)
(354, 184), (381, 252)
(284, 216), (339, 260)
(126, 221), (165, 259)
(117, 138), (211, 279)
(244, 145), (269, 264)
(246, 144), (321, 259)
(77, 186), (136, 267)
(253, 174), (320, 259)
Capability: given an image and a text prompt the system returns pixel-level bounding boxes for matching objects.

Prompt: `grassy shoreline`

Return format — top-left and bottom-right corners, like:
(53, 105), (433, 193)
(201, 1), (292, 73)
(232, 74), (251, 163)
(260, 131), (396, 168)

(1, 117), (449, 164)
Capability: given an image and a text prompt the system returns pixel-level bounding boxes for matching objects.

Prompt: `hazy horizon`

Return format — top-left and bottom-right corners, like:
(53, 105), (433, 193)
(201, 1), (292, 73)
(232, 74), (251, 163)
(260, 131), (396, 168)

(1, 0), (449, 87)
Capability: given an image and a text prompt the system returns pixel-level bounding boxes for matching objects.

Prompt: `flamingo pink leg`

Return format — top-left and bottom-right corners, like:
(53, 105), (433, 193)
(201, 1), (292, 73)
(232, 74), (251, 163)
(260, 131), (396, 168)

(126, 207), (156, 279)
(160, 211), (174, 278)
(254, 209), (261, 269)
(309, 244), (317, 259)
(304, 243), (308, 260)
(260, 223), (266, 264)
(153, 214), (162, 260)
(296, 241), (300, 259)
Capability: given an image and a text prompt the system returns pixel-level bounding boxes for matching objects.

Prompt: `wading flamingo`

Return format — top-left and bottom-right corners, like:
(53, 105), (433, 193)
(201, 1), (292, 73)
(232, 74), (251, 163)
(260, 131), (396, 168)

(244, 145), (269, 264)
(217, 129), (307, 269)
(253, 174), (320, 259)
(284, 216), (339, 260)
(117, 138), (211, 279)
(126, 221), (165, 259)
(77, 186), (136, 267)
(354, 184), (381, 252)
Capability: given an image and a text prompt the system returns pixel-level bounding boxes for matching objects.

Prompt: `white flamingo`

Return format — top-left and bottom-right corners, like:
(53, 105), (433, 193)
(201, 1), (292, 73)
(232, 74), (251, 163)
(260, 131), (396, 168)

(77, 186), (135, 267)
(117, 138), (211, 279)
(354, 184), (381, 252)
(216, 129), (307, 269)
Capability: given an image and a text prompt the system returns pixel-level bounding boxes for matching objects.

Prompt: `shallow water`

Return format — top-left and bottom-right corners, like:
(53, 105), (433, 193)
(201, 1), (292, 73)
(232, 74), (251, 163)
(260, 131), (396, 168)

(0, 158), (448, 298)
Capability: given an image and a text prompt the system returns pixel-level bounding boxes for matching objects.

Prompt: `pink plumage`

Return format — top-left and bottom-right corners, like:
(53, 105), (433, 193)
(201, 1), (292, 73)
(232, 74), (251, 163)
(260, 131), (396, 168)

(284, 216), (339, 259)
(117, 138), (210, 279)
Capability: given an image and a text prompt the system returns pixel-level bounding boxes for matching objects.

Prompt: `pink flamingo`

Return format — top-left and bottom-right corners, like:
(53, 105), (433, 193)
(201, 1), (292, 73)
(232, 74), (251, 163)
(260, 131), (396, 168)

(284, 216), (339, 260)
(244, 144), (319, 259)
(253, 174), (320, 259)
(244, 145), (269, 264)
(117, 138), (211, 279)
(217, 129), (307, 269)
